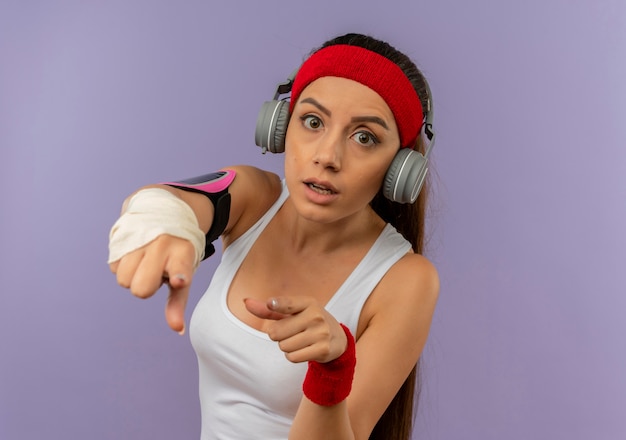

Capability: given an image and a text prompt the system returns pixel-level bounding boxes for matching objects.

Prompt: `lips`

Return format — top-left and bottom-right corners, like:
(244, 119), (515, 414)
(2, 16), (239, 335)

(304, 179), (338, 195)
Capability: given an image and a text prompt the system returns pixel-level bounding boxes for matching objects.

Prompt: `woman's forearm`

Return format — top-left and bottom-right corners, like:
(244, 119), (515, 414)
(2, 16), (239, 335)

(289, 398), (356, 440)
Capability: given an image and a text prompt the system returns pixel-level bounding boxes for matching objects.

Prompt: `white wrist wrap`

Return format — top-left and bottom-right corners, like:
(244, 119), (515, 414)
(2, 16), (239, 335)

(108, 188), (206, 267)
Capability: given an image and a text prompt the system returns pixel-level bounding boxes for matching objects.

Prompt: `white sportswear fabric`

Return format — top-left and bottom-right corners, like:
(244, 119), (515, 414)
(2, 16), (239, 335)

(189, 180), (412, 440)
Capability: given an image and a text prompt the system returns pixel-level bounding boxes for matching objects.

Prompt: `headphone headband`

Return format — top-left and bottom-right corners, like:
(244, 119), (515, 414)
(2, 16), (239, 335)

(289, 45), (423, 148)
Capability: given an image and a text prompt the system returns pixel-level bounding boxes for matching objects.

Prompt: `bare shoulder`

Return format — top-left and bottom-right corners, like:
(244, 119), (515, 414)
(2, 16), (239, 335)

(222, 165), (282, 244)
(226, 165), (282, 199)
(386, 252), (439, 303)
(358, 252), (439, 338)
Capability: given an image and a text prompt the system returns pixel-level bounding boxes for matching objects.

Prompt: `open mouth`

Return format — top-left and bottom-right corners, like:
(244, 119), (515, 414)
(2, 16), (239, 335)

(306, 182), (335, 195)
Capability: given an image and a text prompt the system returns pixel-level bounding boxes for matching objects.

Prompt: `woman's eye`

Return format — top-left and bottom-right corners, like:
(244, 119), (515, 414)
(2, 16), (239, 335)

(301, 115), (322, 130)
(352, 131), (378, 147)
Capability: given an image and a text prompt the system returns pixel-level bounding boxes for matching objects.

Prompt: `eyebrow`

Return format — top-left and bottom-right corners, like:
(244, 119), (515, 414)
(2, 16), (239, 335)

(300, 97), (331, 116)
(350, 116), (389, 130)
(299, 97), (389, 130)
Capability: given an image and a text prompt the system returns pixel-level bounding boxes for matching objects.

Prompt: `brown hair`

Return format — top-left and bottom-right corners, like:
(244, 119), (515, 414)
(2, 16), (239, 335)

(318, 33), (432, 440)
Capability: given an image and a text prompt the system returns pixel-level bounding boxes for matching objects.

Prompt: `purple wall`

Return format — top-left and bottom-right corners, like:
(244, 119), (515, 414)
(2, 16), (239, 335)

(2, 1), (625, 439)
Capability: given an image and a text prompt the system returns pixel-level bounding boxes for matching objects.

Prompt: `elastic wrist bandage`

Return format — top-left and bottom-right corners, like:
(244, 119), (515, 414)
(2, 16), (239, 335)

(108, 188), (206, 267)
(302, 324), (357, 406)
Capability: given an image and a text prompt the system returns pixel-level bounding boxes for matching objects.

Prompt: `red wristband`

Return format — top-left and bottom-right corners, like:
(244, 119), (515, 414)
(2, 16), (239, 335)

(302, 324), (356, 406)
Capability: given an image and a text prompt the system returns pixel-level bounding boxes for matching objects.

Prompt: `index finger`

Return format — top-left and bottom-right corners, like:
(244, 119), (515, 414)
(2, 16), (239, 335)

(244, 298), (288, 321)
(165, 277), (190, 334)
(162, 248), (196, 334)
(266, 296), (315, 316)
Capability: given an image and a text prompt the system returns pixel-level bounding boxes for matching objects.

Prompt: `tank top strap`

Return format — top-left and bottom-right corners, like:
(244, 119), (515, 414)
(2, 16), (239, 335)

(325, 224), (412, 334)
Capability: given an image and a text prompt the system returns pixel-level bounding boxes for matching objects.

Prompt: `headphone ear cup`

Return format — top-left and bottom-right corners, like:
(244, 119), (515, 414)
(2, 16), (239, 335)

(255, 100), (290, 153)
(382, 148), (429, 204)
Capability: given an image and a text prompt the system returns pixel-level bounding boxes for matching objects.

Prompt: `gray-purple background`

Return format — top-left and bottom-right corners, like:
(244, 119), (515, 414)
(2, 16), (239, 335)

(2, 1), (625, 439)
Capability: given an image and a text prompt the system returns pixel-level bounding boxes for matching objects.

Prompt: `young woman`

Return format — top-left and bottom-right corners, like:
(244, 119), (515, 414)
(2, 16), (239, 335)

(108, 33), (439, 440)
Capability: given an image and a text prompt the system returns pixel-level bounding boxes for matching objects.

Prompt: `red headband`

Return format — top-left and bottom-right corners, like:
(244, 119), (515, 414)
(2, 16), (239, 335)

(289, 44), (423, 148)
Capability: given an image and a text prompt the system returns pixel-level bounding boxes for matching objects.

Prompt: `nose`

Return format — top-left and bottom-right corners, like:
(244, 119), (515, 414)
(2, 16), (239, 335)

(312, 134), (342, 171)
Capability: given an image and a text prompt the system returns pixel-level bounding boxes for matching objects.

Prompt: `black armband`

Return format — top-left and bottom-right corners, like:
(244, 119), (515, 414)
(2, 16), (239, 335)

(162, 169), (236, 259)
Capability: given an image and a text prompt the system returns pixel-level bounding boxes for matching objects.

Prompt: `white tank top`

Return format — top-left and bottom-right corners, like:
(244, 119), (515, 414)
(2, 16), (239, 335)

(189, 180), (412, 439)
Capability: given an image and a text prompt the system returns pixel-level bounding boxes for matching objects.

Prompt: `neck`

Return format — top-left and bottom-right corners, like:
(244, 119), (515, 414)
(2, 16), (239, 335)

(278, 199), (385, 255)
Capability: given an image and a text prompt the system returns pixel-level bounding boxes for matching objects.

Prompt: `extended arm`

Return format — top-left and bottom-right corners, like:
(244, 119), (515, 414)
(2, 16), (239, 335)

(109, 165), (282, 333)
